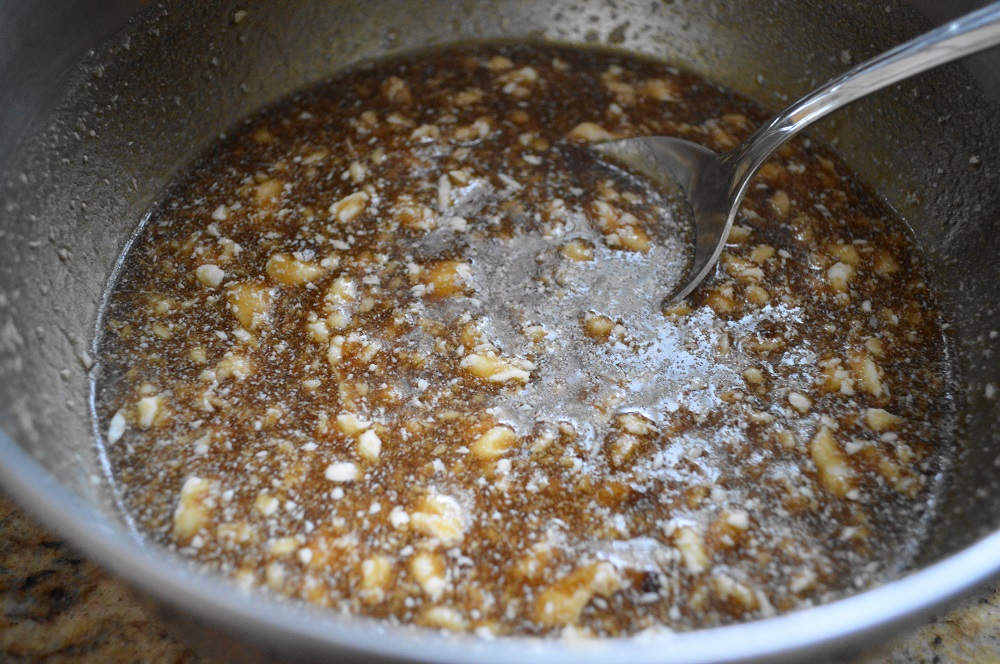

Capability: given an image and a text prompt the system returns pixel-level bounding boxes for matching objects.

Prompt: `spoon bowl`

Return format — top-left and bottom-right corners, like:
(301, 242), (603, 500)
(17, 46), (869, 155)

(593, 136), (737, 306)
(595, 2), (1000, 307)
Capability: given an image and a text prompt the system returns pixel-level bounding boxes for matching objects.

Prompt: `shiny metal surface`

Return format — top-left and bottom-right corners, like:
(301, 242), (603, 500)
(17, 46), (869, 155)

(596, 1), (1000, 305)
(593, 136), (727, 308)
(1, 1), (999, 662)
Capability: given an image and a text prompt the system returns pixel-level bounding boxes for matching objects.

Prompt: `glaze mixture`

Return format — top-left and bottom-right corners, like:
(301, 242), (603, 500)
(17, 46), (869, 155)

(95, 42), (953, 637)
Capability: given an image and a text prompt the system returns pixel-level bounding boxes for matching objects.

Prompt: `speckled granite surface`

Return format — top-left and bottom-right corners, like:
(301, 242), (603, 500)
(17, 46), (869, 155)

(858, 591), (1000, 664)
(0, 493), (205, 663)
(1, 490), (998, 663)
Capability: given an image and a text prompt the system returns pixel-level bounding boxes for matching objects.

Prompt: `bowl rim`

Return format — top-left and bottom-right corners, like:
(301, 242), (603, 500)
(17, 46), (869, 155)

(2, 429), (999, 663)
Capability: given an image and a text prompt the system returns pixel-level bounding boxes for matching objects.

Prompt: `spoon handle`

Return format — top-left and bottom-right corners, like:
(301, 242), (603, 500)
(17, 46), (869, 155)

(732, 2), (1000, 178)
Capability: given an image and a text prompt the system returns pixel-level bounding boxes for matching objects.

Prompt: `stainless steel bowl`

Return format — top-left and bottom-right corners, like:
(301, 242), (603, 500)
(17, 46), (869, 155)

(2, 1), (999, 661)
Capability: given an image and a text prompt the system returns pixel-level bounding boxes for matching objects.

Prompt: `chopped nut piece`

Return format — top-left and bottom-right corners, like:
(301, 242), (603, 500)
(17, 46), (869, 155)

(642, 78), (678, 101)
(485, 55), (514, 71)
(326, 310), (350, 331)
(567, 122), (614, 142)
(607, 433), (640, 469)
(380, 76), (413, 105)
(706, 289), (735, 315)
(827, 262), (856, 293)
(228, 283), (273, 330)
(195, 264), (225, 288)
(460, 352), (532, 383)
(389, 506), (410, 529)
(254, 492), (279, 517)
(215, 354), (252, 381)
(345, 160), (367, 183)
(788, 391), (812, 414)
(717, 331), (731, 355)
(306, 314), (330, 342)
(329, 191), (370, 223)
(136, 395), (162, 428)
(421, 606), (468, 631)
(172, 476), (213, 542)
(810, 427), (854, 497)
(499, 66), (538, 84)
(789, 570), (818, 595)
(268, 536), (299, 556)
(848, 353), (884, 396)
(560, 238), (595, 261)
(251, 128), (274, 145)
(750, 244), (775, 264)
(721, 510), (750, 532)
(757, 162), (788, 185)
(265, 562), (285, 590)
(358, 429), (383, 461)
(770, 190), (791, 217)
(522, 324), (549, 343)
(743, 334), (785, 353)
(454, 88), (484, 106)
(673, 526), (710, 574)
(587, 200), (651, 253)
(865, 408), (902, 431)
(410, 552), (448, 600)
(818, 358), (853, 395)
(617, 412), (655, 435)
(712, 574), (759, 612)
(827, 243), (861, 266)
(471, 425), (517, 459)
(775, 429), (796, 450)
(410, 124), (441, 141)
(745, 285), (770, 305)
(254, 179), (283, 204)
(411, 493), (465, 545)
(392, 195), (437, 231)
(302, 149), (329, 165)
(326, 277), (357, 303)
(360, 555), (393, 603)
(325, 461), (359, 482)
(582, 312), (615, 341)
(420, 261), (471, 298)
(107, 410), (126, 444)
(326, 336), (345, 366)
(616, 224), (651, 252)
(728, 224), (752, 243)
(452, 117), (492, 142)
(152, 298), (174, 315)
(498, 66), (540, 97)
(721, 252), (765, 282)
(337, 412), (371, 436)
(266, 253), (322, 285)
(535, 562), (621, 627)
(664, 302), (692, 316)
(874, 249), (901, 275)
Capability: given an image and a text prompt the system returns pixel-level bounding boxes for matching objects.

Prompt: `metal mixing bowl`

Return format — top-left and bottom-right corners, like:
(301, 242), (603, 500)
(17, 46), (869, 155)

(2, 1), (999, 661)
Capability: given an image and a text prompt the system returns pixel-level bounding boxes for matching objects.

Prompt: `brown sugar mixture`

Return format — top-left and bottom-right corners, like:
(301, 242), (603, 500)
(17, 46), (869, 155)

(94, 42), (954, 637)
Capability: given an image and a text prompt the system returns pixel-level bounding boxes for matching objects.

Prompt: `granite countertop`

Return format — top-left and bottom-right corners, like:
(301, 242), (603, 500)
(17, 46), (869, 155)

(2, 490), (998, 663)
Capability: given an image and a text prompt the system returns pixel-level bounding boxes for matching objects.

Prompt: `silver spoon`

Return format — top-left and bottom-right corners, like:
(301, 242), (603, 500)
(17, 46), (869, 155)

(594, 2), (1000, 307)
